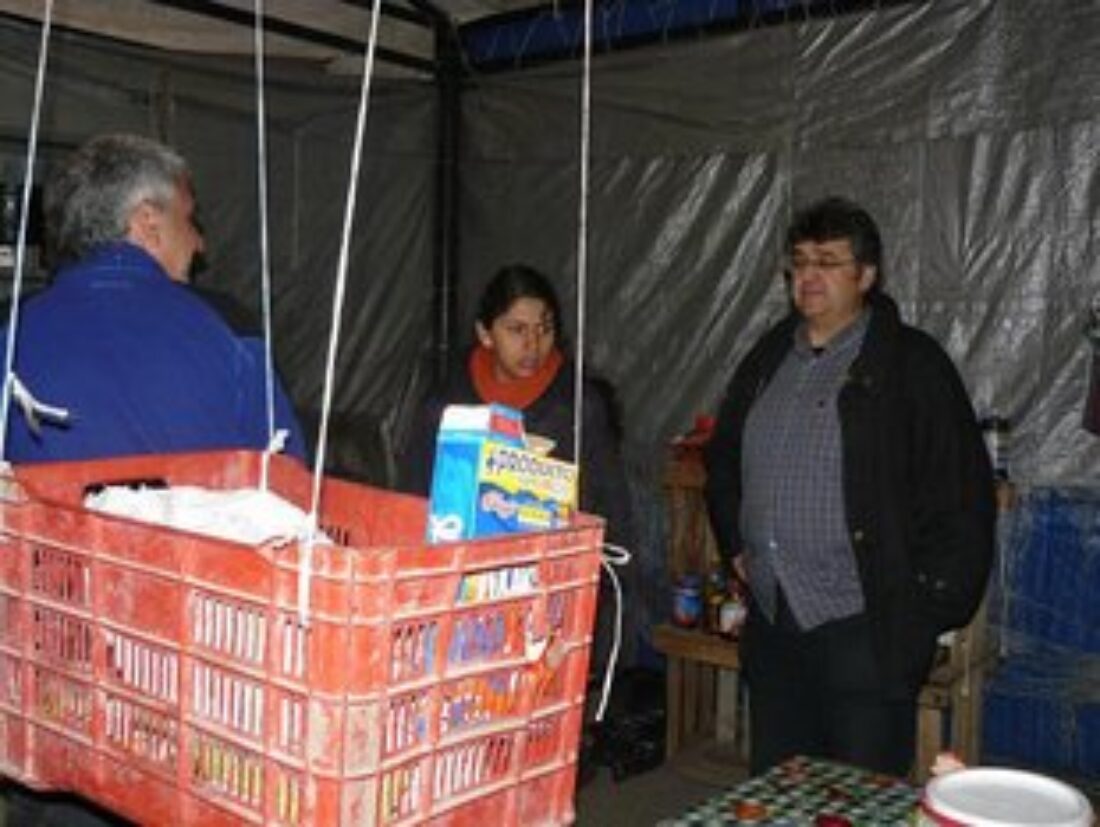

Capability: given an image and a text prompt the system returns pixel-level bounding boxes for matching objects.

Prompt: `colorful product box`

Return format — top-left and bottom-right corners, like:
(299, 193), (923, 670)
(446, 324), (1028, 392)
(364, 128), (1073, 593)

(427, 404), (578, 543)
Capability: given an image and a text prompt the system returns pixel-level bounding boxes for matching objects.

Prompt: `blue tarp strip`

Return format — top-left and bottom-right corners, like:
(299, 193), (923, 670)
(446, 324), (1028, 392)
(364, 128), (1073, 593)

(459, 0), (817, 69)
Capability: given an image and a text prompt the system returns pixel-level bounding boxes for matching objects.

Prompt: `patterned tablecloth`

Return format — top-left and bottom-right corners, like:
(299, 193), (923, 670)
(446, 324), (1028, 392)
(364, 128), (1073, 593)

(660, 755), (920, 826)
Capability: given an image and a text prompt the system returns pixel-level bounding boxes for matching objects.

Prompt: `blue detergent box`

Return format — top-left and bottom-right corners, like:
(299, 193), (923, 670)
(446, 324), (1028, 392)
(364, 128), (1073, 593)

(426, 404), (578, 543)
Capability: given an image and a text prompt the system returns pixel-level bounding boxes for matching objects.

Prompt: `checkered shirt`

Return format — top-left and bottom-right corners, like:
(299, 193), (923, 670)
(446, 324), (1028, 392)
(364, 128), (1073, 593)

(739, 312), (869, 629)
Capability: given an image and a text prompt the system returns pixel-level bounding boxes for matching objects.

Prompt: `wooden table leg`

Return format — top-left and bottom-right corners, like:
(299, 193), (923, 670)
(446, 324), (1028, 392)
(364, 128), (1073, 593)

(699, 663), (716, 735)
(915, 704), (942, 783)
(715, 667), (739, 744)
(683, 657), (699, 743)
(666, 655), (684, 758)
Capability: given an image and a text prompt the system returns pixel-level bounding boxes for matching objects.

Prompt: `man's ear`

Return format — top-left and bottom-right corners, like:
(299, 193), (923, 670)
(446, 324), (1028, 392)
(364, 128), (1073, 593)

(126, 200), (161, 252)
(858, 264), (877, 294)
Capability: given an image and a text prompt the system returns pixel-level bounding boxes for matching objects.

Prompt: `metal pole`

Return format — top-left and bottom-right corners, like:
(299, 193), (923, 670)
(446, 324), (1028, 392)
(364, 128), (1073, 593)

(428, 12), (463, 384)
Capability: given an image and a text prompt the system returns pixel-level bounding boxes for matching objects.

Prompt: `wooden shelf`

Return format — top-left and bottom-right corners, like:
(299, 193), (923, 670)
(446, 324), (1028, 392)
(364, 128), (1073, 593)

(652, 624), (739, 670)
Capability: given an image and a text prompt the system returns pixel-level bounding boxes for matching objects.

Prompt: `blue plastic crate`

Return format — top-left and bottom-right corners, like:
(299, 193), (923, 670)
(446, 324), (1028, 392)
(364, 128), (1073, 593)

(982, 655), (1100, 776)
(996, 489), (1100, 652)
(983, 684), (1074, 770)
(1075, 703), (1100, 775)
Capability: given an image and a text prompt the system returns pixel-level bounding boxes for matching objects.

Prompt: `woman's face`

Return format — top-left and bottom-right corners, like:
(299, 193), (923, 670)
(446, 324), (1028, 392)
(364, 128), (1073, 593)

(476, 296), (556, 382)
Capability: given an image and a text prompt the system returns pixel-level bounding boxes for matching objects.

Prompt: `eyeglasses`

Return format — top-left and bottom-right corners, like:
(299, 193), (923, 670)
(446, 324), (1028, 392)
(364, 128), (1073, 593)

(787, 257), (858, 276)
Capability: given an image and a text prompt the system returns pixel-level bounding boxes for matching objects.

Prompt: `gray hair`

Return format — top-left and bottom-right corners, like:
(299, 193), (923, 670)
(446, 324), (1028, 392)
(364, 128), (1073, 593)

(45, 133), (189, 265)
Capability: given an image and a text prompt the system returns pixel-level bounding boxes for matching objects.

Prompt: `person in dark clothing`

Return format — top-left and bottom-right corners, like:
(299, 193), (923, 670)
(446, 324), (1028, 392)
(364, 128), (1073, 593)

(398, 264), (635, 720)
(399, 263), (632, 548)
(704, 197), (995, 777)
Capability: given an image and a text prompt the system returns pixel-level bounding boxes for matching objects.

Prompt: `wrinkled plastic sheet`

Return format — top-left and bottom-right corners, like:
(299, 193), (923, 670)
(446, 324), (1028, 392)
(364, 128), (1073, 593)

(458, 0), (1100, 487)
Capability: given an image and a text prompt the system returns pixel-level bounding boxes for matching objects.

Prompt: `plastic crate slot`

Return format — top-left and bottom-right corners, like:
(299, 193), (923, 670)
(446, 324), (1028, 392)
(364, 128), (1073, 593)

(191, 732), (264, 812)
(320, 521), (351, 548)
(384, 691), (429, 756)
(456, 565), (539, 605)
(105, 630), (178, 704)
(523, 715), (562, 767)
(537, 649), (570, 704)
(546, 591), (573, 637)
(433, 734), (513, 802)
(0, 713), (13, 766)
(389, 620), (437, 683)
(277, 695), (304, 755)
(279, 615), (308, 679)
(440, 668), (523, 738)
(379, 759), (421, 824)
(0, 593), (17, 646)
(33, 668), (92, 734)
(274, 768), (303, 825)
(193, 593), (267, 667)
(83, 479), (167, 498)
(192, 662), (266, 740)
(445, 605), (528, 670)
(543, 557), (584, 588)
(105, 695), (177, 768)
(0, 652), (21, 705)
(30, 545), (90, 607)
(32, 607), (92, 668)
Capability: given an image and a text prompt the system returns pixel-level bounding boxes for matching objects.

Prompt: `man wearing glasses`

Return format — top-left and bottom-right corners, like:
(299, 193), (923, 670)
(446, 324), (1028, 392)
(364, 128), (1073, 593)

(704, 196), (995, 776)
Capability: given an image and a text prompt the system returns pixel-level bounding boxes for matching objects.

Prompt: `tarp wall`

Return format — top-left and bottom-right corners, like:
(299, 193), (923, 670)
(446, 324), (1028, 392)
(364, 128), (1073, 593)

(458, 0), (1100, 492)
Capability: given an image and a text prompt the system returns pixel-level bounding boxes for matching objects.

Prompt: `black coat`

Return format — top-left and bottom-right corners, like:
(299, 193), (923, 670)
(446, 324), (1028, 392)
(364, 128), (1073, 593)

(398, 357), (633, 545)
(704, 293), (996, 695)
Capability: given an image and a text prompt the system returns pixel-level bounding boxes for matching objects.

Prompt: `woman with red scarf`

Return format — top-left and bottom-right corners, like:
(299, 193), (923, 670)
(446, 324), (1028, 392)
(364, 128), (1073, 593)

(399, 264), (632, 550)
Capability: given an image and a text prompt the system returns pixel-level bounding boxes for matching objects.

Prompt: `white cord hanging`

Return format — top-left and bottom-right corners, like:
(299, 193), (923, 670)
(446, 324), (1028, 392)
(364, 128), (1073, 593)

(253, 0), (279, 492)
(0, 0), (54, 464)
(595, 541), (631, 722)
(571, 0), (629, 725)
(298, 0), (385, 623)
(572, 0), (593, 473)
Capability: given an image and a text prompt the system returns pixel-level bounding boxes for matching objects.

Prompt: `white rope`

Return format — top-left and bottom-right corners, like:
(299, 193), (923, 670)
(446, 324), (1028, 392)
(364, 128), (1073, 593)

(572, 0), (593, 472)
(299, 0), (384, 622)
(573, 0), (631, 726)
(0, 0), (54, 462)
(253, 0), (278, 492)
(594, 542), (631, 722)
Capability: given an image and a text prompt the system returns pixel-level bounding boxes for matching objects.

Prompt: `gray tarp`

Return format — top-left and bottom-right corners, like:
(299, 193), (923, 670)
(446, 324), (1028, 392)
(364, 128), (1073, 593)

(1, 0), (1099, 646)
(458, 0), (1100, 489)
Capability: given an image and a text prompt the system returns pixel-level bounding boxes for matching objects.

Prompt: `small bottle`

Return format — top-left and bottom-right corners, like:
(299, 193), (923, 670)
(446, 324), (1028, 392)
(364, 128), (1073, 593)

(703, 569), (725, 633)
(672, 573), (703, 628)
(718, 590), (747, 639)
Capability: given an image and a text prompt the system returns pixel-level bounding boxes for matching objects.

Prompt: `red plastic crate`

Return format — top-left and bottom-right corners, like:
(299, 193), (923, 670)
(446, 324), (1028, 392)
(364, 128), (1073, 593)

(0, 450), (603, 825)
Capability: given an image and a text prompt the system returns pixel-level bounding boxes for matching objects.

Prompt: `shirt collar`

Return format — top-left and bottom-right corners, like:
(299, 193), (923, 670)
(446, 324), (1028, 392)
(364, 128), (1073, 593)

(55, 241), (171, 285)
(793, 309), (870, 359)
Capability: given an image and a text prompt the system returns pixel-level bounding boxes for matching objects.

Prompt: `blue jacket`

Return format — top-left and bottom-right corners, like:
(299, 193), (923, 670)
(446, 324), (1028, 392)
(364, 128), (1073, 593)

(1, 242), (305, 463)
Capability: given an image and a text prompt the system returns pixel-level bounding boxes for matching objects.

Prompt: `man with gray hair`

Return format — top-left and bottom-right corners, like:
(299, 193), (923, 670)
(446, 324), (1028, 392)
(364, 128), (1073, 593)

(0, 132), (304, 463)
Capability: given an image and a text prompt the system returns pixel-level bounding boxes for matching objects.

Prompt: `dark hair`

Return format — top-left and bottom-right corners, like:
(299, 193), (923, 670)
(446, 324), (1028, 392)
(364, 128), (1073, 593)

(45, 133), (188, 266)
(476, 263), (565, 342)
(786, 196), (884, 292)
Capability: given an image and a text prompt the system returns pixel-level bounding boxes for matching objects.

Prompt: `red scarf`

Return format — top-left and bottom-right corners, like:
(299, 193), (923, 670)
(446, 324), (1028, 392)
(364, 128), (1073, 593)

(469, 345), (563, 411)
